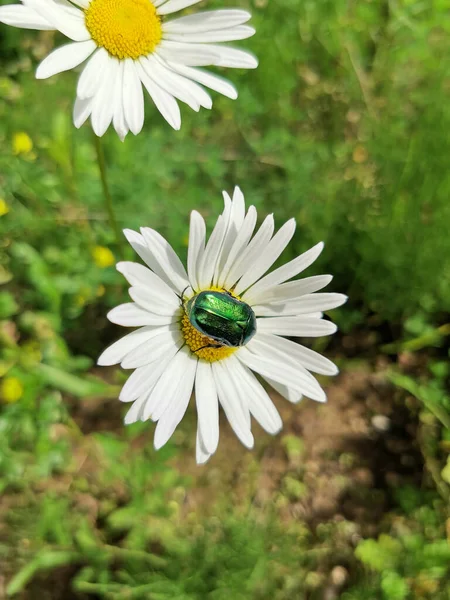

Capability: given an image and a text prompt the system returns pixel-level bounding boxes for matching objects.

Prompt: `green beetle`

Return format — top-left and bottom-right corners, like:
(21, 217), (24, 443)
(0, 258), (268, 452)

(185, 290), (257, 348)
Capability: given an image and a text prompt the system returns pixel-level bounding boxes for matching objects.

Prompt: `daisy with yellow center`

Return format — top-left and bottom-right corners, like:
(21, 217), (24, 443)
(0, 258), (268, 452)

(98, 186), (347, 463)
(0, 0), (258, 139)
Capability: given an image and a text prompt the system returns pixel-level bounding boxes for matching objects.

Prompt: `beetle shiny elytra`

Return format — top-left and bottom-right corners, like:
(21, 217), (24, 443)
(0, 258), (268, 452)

(185, 291), (257, 348)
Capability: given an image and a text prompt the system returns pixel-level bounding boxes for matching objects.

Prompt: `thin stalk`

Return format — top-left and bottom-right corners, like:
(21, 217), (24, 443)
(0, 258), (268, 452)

(92, 133), (124, 258)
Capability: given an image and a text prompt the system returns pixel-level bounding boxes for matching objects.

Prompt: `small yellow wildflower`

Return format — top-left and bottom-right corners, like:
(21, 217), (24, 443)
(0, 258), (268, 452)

(0, 376), (23, 403)
(0, 198), (9, 217)
(12, 132), (33, 155)
(92, 246), (115, 268)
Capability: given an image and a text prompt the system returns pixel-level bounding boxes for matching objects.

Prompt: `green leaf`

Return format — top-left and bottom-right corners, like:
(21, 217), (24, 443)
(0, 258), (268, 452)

(355, 536), (402, 572)
(381, 572), (408, 600)
(7, 550), (80, 596)
(36, 363), (115, 398)
(0, 291), (18, 318)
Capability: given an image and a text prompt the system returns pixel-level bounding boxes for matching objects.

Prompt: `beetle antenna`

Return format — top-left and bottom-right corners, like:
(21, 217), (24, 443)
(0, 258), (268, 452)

(177, 285), (190, 303)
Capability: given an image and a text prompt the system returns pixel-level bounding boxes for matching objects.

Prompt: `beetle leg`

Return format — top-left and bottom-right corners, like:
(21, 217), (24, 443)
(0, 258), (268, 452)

(192, 343), (223, 353)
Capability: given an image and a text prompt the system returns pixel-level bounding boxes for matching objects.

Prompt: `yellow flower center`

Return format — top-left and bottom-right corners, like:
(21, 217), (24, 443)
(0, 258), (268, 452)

(181, 287), (239, 363)
(181, 313), (237, 363)
(85, 0), (162, 60)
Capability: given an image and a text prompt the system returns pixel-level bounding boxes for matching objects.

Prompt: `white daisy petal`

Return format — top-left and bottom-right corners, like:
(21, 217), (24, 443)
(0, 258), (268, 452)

(154, 352), (197, 449)
(135, 60), (182, 129)
(228, 356), (282, 435)
(107, 303), (177, 327)
(234, 218), (296, 296)
(157, 0), (204, 16)
(163, 25), (255, 44)
(242, 242), (325, 304)
(122, 59), (145, 136)
(231, 186), (246, 226)
(91, 56), (116, 137)
(254, 275), (334, 305)
(253, 332), (339, 376)
(129, 286), (180, 316)
(223, 213), (274, 289)
(121, 328), (183, 369)
(163, 10), (251, 34)
(197, 215), (227, 290)
(123, 229), (188, 293)
(119, 348), (175, 402)
(24, 0), (89, 41)
(256, 316), (338, 337)
(238, 346), (326, 403)
(123, 229), (173, 288)
(195, 361), (219, 454)
(213, 187), (246, 284)
(98, 325), (168, 366)
(212, 360), (254, 449)
(144, 347), (192, 422)
(77, 48), (109, 100)
(112, 60), (129, 141)
(202, 44), (258, 69)
(141, 55), (211, 110)
(0, 4), (54, 29)
(36, 40), (96, 79)
(262, 376), (303, 404)
(158, 42), (258, 69)
(254, 293), (348, 317)
(196, 426), (212, 464)
(157, 41), (224, 67)
(73, 95), (93, 128)
(140, 227), (190, 293)
(217, 205), (257, 287)
(167, 62), (238, 99)
(117, 261), (179, 305)
(187, 210), (206, 292)
(247, 336), (327, 402)
(124, 394), (148, 424)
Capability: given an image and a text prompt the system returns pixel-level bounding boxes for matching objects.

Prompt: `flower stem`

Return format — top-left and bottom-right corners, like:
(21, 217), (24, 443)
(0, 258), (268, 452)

(92, 133), (124, 258)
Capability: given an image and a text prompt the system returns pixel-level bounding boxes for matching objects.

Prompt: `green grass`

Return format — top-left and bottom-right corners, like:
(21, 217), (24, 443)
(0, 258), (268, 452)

(1, 0), (450, 598)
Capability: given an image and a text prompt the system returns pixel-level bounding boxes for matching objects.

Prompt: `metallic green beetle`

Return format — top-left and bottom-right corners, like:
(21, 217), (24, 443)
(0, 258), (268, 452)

(185, 290), (257, 348)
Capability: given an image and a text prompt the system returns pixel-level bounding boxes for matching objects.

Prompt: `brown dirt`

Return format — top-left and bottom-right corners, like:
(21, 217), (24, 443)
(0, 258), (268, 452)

(177, 363), (422, 531)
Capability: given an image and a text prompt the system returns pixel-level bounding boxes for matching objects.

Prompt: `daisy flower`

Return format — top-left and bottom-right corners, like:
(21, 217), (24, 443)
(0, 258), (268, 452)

(0, 0), (257, 139)
(98, 187), (347, 463)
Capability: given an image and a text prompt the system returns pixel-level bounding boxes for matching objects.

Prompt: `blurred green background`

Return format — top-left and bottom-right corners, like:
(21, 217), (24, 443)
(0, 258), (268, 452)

(1, 0), (450, 598)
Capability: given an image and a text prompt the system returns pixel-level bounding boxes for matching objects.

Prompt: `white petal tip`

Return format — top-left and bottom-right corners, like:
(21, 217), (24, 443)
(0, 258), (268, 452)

(97, 354), (113, 367)
(123, 228), (138, 243)
(35, 70), (48, 80)
(115, 262), (127, 273)
(241, 434), (254, 450)
(153, 438), (166, 451)
(196, 454), (211, 465)
(312, 391), (328, 403)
